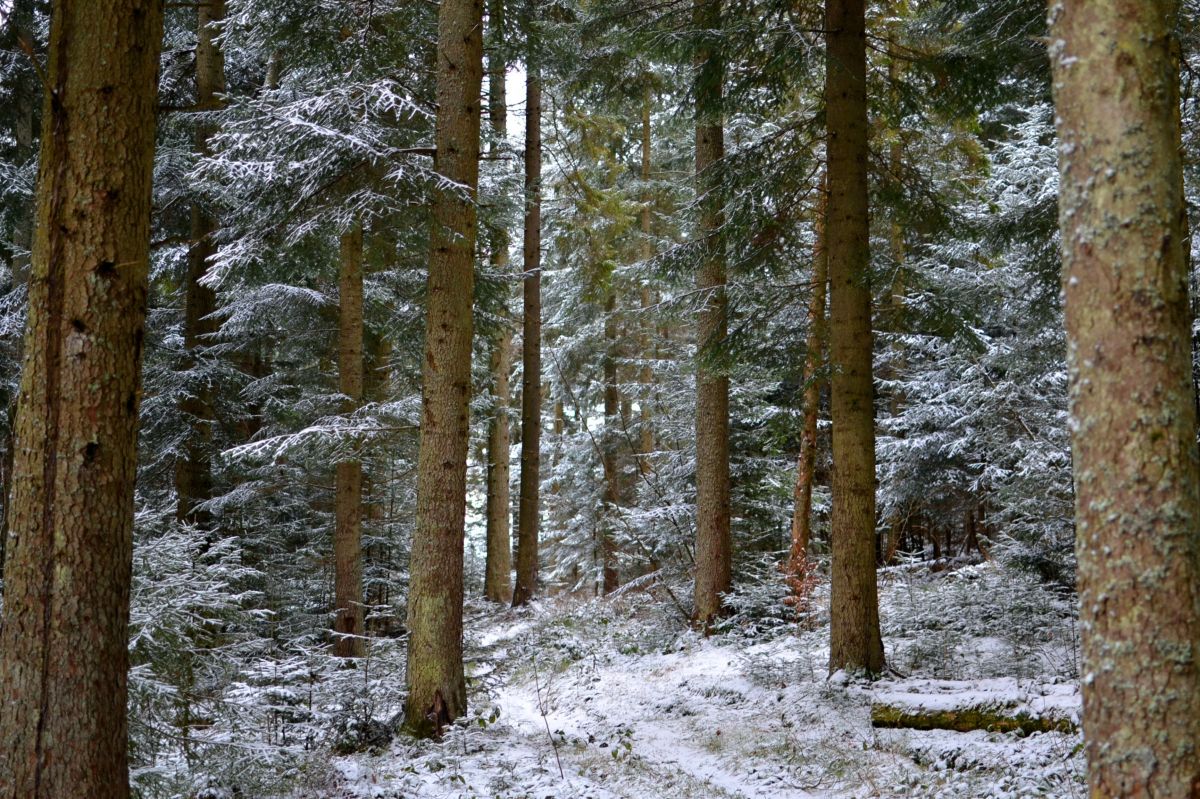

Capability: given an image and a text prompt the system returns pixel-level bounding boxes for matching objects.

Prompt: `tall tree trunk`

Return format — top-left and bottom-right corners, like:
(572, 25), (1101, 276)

(403, 0), (483, 737)
(787, 172), (828, 575)
(882, 18), (907, 567)
(601, 288), (621, 594)
(0, 0), (163, 794)
(1051, 2), (1200, 795)
(826, 0), (884, 675)
(175, 0), (226, 528)
(0, 0), (38, 578)
(333, 223), (365, 658)
(692, 0), (731, 630)
(484, 0), (513, 604)
(637, 82), (655, 474)
(511, 55), (542, 608)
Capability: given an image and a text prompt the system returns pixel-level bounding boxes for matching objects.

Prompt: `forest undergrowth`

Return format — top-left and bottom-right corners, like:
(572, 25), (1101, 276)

(156, 560), (1084, 799)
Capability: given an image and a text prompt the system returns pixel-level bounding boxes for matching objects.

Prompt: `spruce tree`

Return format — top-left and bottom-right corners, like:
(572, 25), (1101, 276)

(1051, 0), (1200, 793)
(404, 0), (485, 735)
(0, 0), (164, 793)
(826, 0), (884, 675)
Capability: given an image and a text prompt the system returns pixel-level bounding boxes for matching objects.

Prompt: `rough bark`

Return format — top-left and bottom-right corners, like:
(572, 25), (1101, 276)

(1050, 2), (1200, 796)
(787, 172), (827, 574)
(691, 0), (732, 631)
(333, 222), (365, 658)
(403, 0), (483, 737)
(0, 0), (38, 575)
(826, 0), (884, 675)
(484, 0), (513, 604)
(175, 0), (226, 528)
(512, 62), (542, 608)
(0, 0), (163, 794)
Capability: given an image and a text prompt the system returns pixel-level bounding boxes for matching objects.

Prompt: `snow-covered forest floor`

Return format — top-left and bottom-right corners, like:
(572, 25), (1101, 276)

(310, 563), (1084, 799)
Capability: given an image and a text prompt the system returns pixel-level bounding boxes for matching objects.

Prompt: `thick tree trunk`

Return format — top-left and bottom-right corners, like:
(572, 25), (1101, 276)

(512, 63), (542, 608)
(0, 0), (163, 794)
(1050, 2), (1200, 795)
(333, 223), (365, 658)
(787, 172), (828, 574)
(691, 0), (731, 631)
(403, 0), (483, 737)
(175, 0), (226, 528)
(484, 0), (513, 604)
(826, 0), (884, 675)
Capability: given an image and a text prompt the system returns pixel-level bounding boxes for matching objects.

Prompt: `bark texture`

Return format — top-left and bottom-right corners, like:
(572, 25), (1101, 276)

(692, 0), (732, 631)
(0, 0), (38, 574)
(404, 0), (483, 737)
(512, 64), (542, 608)
(0, 0), (164, 794)
(1050, 2), (1200, 796)
(788, 173), (827, 573)
(333, 222), (365, 658)
(826, 0), (884, 675)
(175, 0), (226, 527)
(484, 0), (513, 604)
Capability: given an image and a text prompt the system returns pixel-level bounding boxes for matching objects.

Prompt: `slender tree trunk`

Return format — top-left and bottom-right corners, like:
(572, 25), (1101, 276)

(512, 56), (542, 608)
(826, 0), (884, 675)
(0, 0), (163, 794)
(403, 0), (483, 737)
(333, 223), (365, 658)
(787, 172), (828, 574)
(484, 0), (513, 603)
(1051, 2), (1200, 795)
(601, 289), (622, 594)
(175, 0), (226, 528)
(882, 19), (907, 566)
(692, 0), (731, 630)
(637, 82), (655, 473)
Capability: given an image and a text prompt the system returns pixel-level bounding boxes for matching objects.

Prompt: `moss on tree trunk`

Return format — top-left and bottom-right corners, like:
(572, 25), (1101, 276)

(404, 0), (484, 737)
(1051, 1), (1200, 795)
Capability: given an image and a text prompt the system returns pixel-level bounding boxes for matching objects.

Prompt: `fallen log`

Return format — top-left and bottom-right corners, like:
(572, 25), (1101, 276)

(871, 703), (1077, 735)
(870, 679), (1079, 736)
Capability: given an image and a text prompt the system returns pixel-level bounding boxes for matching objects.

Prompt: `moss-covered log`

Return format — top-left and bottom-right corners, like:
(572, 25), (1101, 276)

(871, 703), (1077, 736)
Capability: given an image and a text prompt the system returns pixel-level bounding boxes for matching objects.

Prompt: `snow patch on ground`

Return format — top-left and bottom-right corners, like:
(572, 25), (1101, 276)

(328, 585), (1084, 799)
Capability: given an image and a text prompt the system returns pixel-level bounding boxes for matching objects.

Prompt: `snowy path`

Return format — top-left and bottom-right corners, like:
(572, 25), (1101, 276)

(492, 642), (822, 799)
(332, 600), (1084, 799)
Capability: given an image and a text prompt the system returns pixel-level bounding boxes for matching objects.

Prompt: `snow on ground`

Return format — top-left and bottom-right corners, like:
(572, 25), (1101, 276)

(327, 569), (1085, 799)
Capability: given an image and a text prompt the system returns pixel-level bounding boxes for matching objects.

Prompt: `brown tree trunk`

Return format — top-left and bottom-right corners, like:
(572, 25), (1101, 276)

(1051, 2), (1200, 795)
(601, 288), (621, 594)
(403, 0), (483, 737)
(484, 0), (513, 604)
(0, 0), (163, 794)
(787, 172), (828, 574)
(692, 0), (731, 630)
(175, 0), (226, 528)
(637, 83), (655, 473)
(512, 59), (542, 608)
(333, 222), (365, 658)
(0, 0), (37, 577)
(826, 0), (884, 675)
